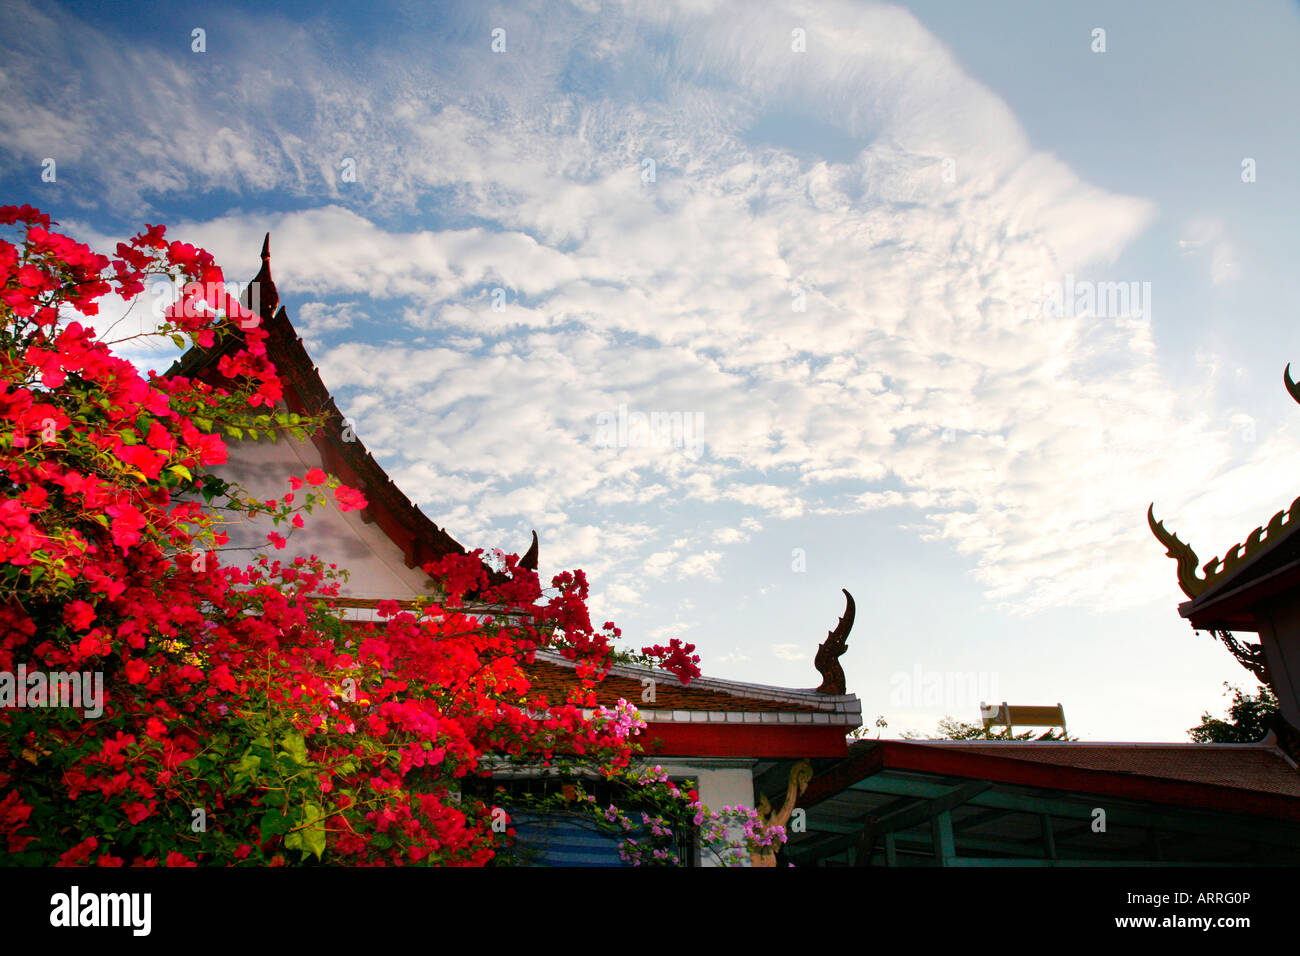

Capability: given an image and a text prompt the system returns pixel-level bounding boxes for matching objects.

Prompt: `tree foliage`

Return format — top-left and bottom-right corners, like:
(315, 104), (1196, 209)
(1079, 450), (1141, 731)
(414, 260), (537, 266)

(1188, 683), (1278, 744)
(901, 716), (1074, 741)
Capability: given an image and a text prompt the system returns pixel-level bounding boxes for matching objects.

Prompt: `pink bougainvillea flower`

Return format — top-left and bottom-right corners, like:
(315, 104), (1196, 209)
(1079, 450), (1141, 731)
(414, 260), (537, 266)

(334, 485), (367, 512)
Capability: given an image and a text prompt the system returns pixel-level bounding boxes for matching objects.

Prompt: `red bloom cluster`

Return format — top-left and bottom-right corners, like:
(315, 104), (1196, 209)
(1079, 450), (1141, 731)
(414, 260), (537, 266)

(0, 207), (694, 866)
(640, 639), (702, 685)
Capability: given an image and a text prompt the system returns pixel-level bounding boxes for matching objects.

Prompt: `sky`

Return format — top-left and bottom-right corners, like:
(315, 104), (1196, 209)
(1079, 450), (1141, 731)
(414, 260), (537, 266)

(3, 0), (1299, 740)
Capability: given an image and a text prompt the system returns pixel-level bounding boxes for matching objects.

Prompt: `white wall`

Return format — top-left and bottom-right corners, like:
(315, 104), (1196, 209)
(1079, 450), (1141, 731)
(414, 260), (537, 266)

(651, 758), (755, 867)
(206, 426), (434, 601)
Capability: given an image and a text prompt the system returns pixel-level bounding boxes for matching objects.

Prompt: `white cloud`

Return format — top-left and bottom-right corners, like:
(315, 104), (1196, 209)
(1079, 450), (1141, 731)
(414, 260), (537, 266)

(643, 551), (679, 579)
(11, 0), (1292, 625)
(1178, 219), (1240, 285)
(677, 551), (723, 582)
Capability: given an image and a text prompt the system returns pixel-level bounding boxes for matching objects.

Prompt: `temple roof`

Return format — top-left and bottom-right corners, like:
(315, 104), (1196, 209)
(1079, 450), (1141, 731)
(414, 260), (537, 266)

(165, 237), (858, 748)
(908, 736), (1300, 798)
(802, 736), (1300, 821)
(1149, 364), (1300, 631)
(167, 235), (485, 576)
(528, 649), (861, 722)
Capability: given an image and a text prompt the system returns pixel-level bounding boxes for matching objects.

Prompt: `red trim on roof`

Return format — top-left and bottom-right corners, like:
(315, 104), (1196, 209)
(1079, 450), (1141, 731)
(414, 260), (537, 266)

(638, 723), (850, 758)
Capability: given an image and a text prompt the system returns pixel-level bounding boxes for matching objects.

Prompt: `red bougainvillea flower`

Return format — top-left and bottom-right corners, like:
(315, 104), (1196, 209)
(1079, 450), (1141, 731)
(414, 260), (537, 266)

(63, 600), (95, 631)
(0, 206), (721, 870)
(124, 659), (149, 684)
(334, 485), (367, 512)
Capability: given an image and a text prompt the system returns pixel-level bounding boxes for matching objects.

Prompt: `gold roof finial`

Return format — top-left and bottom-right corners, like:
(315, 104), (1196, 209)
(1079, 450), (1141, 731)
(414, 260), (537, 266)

(1147, 505), (1209, 599)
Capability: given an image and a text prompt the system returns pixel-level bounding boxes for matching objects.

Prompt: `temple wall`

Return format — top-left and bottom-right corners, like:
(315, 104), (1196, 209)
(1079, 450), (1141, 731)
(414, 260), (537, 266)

(654, 758), (756, 866)
(204, 431), (434, 602)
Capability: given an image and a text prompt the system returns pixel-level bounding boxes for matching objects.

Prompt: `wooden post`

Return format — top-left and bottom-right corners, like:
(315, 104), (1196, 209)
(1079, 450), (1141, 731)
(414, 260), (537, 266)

(931, 811), (955, 866)
(1040, 814), (1056, 861)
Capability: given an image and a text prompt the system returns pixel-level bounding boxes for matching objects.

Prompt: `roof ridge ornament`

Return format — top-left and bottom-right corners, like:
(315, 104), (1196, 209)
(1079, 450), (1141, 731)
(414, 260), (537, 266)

(815, 588), (854, 695)
(521, 530), (539, 571)
(1147, 505), (1209, 599)
(242, 231), (279, 324)
(1150, 364), (1300, 600)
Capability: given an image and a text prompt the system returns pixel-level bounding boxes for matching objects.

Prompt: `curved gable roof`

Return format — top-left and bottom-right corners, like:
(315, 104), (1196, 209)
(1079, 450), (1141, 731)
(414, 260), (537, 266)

(167, 235), (475, 575)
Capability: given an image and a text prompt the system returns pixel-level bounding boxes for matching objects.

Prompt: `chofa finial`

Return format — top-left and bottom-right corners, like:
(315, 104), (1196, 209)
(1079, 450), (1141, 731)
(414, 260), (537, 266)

(814, 589), (854, 695)
(1147, 504), (1208, 598)
(521, 530), (539, 571)
(243, 232), (280, 323)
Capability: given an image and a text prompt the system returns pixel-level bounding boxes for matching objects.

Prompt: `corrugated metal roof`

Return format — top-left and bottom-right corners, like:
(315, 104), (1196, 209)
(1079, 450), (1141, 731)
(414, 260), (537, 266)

(910, 738), (1300, 797)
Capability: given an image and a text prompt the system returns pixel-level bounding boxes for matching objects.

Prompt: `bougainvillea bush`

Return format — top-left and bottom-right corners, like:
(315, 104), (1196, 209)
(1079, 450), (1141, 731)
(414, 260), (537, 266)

(0, 204), (732, 866)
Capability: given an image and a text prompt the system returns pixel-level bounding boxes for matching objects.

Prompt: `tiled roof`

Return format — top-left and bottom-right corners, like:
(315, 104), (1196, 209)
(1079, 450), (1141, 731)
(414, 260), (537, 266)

(524, 650), (861, 726)
(167, 237), (481, 573)
(911, 738), (1300, 798)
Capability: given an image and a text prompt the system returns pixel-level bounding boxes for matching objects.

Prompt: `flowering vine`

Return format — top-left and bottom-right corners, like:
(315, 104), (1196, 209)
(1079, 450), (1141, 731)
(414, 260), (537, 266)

(0, 206), (722, 866)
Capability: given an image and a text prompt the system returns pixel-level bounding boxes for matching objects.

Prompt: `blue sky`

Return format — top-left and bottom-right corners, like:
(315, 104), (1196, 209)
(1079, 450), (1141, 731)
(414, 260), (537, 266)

(4, 0), (1299, 740)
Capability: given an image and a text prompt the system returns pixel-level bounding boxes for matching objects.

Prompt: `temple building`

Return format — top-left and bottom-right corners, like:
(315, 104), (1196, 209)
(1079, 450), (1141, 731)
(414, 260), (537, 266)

(168, 237), (864, 865)
(171, 239), (1300, 866)
(1148, 367), (1300, 746)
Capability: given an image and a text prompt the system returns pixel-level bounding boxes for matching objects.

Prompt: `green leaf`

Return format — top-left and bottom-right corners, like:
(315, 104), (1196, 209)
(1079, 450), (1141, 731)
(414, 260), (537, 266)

(303, 803), (327, 859)
(259, 809), (291, 844)
(279, 732), (307, 766)
(233, 752), (261, 784)
(169, 463), (193, 482)
(284, 803), (328, 860)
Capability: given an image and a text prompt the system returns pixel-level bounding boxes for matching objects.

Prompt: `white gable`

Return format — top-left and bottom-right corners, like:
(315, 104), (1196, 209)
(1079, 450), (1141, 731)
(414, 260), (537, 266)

(208, 423), (434, 603)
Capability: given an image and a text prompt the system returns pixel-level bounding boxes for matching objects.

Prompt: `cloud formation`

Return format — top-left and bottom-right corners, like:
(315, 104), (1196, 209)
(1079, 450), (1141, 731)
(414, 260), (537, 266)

(5, 0), (1293, 636)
